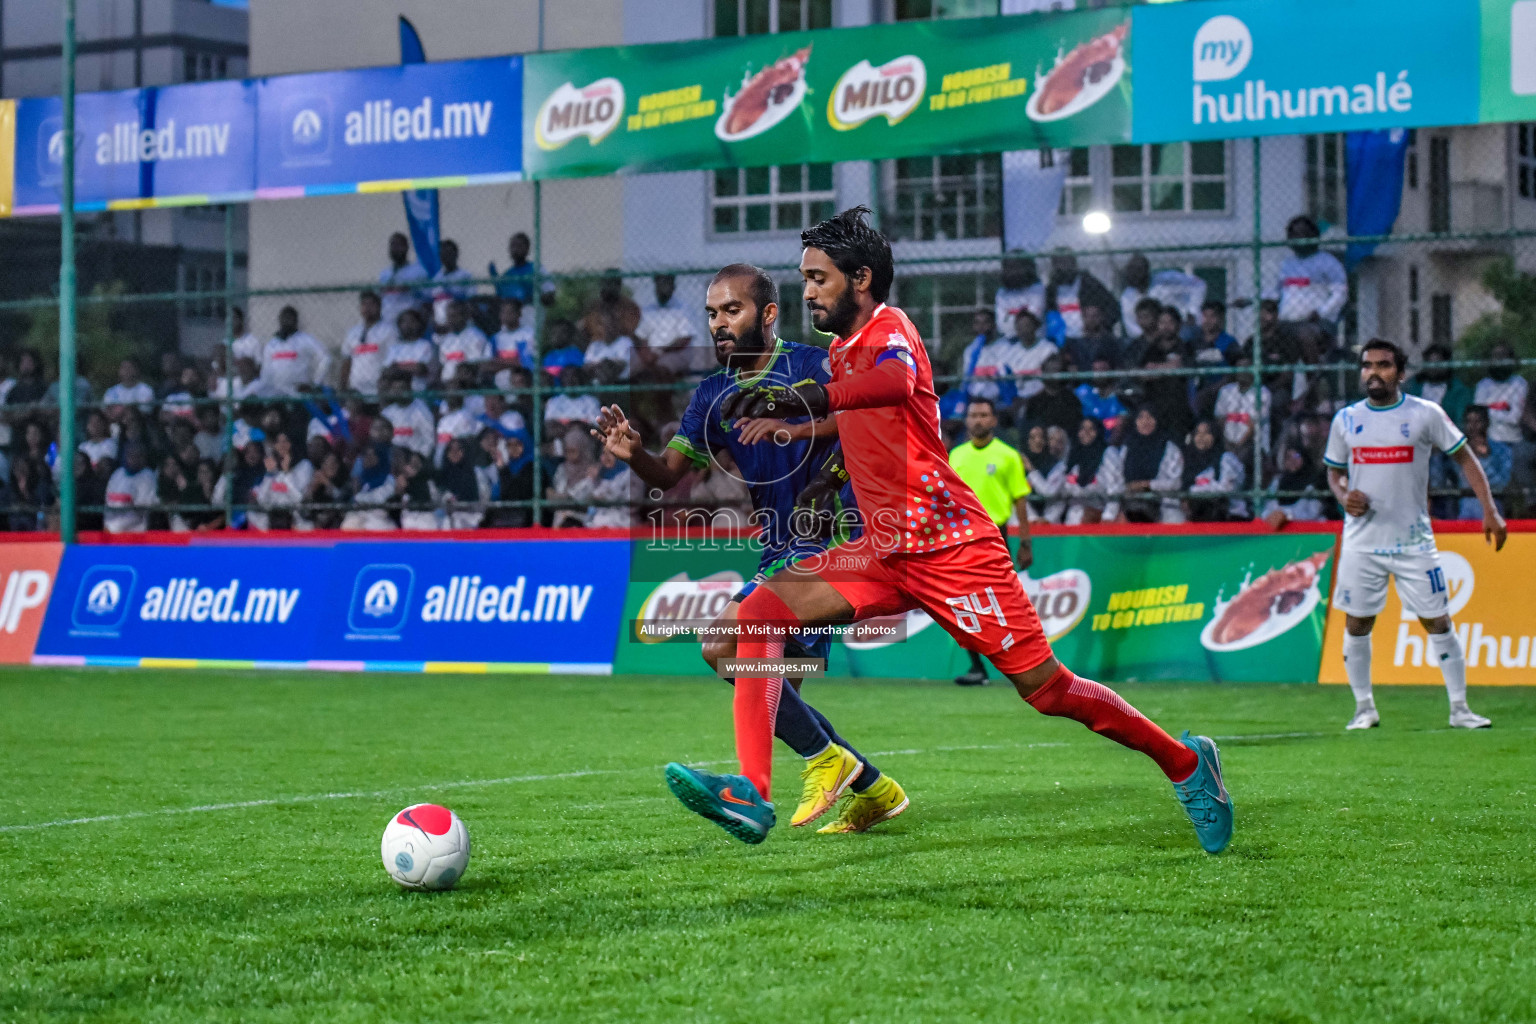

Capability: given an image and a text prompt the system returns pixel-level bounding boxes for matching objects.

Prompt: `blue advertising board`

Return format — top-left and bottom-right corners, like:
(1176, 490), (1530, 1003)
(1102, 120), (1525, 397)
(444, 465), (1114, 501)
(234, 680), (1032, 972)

(34, 538), (625, 673)
(254, 56), (522, 192)
(12, 79), (257, 212)
(37, 542), (321, 662)
(1131, 0), (1480, 143)
(316, 539), (624, 667)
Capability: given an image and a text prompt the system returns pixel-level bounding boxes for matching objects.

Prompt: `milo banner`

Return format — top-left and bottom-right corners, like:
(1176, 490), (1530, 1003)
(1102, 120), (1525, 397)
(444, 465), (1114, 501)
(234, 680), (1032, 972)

(523, 7), (1131, 179)
(1321, 532), (1536, 686)
(617, 531), (1335, 683)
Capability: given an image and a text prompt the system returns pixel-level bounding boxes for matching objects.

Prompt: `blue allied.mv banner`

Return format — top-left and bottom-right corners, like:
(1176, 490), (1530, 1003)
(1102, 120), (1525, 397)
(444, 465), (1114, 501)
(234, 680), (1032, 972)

(33, 539), (626, 671)
(11, 79), (257, 210)
(254, 56), (523, 191)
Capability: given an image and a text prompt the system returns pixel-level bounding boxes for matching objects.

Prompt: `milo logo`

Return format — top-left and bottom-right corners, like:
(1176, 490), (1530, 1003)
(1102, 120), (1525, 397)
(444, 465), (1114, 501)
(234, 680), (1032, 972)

(1021, 569), (1091, 642)
(634, 570), (744, 644)
(828, 56), (926, 130)
(536, 78), (625, 150)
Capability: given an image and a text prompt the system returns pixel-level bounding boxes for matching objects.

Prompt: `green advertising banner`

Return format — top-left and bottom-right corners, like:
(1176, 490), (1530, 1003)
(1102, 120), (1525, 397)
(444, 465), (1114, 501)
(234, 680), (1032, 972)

(616, 532), (1336, 684)
(523, 8), (1131, 180)
(1480, 0), (1536, 123)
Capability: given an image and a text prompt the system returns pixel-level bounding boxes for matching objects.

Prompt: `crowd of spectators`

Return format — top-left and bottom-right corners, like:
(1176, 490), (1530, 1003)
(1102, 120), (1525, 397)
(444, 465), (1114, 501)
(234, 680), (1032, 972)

(0, 228), (748, 533)
(0, 217), (1529, 533)
(941, 217), (1535, 527)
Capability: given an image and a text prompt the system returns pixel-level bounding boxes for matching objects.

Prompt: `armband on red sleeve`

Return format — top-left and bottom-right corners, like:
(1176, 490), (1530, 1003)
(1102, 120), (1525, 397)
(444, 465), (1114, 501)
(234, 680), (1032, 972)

(825, 352), (915, 411)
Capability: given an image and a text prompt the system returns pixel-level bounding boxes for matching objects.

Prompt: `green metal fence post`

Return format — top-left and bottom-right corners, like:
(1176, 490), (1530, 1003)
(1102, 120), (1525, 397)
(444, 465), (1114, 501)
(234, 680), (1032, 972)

(530, 0), (546, 528)
(1250, 135), (1264, 516)
(222, 203), (237, 530)
(58, 0), (78, 543)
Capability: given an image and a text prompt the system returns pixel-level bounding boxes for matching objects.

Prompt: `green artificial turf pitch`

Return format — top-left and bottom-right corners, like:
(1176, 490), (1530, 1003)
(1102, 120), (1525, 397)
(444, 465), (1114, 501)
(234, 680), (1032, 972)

(0, 668), (1532, 1023)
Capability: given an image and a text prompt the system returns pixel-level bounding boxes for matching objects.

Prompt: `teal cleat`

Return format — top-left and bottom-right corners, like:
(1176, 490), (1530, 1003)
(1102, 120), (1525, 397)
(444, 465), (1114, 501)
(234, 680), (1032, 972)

(664, 763), (776, 845)
(1172, 731), (1233, 855)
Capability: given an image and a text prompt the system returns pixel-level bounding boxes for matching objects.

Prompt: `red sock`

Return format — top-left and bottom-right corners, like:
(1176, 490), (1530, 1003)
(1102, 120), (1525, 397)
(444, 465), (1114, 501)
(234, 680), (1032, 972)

(732, 587), (797, 800)
(1025, 664), (1198, 782)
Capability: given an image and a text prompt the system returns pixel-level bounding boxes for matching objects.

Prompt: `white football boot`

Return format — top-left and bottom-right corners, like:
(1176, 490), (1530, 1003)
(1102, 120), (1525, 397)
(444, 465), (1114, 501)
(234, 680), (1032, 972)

(1345, 704), (1380, 731)
(1448, 704), (1491, 729)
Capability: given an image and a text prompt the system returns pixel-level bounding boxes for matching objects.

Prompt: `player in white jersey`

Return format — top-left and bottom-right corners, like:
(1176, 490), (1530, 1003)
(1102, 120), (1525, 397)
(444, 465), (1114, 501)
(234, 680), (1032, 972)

(1323, 340), (1507, 731)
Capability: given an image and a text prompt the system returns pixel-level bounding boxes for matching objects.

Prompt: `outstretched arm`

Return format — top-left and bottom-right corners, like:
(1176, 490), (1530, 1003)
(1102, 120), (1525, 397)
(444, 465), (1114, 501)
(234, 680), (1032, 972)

(1451, 445), (1508, 551)
(590, 404), (693, 491)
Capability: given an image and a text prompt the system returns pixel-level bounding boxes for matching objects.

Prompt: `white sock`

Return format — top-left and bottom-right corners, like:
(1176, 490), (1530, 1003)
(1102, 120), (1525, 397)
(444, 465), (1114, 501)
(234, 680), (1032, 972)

(1343, 632), (1374, 707)
(1428, 630), (1468, 708)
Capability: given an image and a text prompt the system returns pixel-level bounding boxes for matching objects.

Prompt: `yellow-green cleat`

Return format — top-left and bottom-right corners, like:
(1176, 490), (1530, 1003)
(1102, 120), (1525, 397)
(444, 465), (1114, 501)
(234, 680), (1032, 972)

(817, 774), (909, 834)
(791, 743), (864, 827)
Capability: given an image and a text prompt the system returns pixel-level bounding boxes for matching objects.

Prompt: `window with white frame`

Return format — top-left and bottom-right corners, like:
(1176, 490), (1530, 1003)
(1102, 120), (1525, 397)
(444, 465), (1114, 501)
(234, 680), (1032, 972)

(712, 163), (836, 235)
(879, 0), (1003, 243)
(182, 263), (227, 321)
(890, 0), (999, 20)
(1518, 123), (1536, 201)
(714, 0), (832, 35)
(1305, 134), (1347, 227)
(1110, 141), (1227, 215)
(183, 51), (228, 82)
(1057, 147), (1093, 216)
(883, 155), (1002, 242)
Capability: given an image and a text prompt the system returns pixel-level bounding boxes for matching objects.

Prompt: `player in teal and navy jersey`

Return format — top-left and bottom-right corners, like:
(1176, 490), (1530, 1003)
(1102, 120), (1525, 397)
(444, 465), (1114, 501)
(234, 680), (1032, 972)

(592, 263), (907, 838)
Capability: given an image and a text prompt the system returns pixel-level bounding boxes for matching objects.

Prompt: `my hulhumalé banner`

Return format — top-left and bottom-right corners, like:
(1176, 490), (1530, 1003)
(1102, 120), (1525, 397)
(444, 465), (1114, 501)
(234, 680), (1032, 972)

(1131, 0), (1481, 143)
(617, 531), (1335, 684)
(523, 7), (1131, 180)
(1320, 532), (1536, 686)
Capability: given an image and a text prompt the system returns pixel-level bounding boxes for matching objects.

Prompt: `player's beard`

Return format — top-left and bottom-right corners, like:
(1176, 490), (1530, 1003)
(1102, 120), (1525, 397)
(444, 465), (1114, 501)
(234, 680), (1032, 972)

(808, 286), (860, 339)
(715, 309), (770, 369)
(1363, 374), (1393, 403)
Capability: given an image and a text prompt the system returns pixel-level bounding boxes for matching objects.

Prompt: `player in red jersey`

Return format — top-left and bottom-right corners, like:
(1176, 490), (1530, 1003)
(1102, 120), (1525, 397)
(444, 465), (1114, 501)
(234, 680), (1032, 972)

(663, 208), (1233, 853)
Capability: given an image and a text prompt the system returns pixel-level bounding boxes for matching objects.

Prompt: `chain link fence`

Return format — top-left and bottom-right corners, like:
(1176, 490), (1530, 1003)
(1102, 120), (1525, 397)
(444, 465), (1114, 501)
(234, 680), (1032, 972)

(1, 125), (1534, 534)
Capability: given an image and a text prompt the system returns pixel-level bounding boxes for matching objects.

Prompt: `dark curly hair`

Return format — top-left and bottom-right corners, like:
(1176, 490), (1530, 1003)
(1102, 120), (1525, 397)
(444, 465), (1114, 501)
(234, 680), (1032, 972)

(800, 205), (894, 303)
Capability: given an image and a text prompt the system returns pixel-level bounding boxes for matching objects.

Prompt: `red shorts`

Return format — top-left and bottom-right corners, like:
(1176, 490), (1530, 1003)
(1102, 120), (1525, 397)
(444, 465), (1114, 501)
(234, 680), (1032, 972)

(807, 534), (1053, 675)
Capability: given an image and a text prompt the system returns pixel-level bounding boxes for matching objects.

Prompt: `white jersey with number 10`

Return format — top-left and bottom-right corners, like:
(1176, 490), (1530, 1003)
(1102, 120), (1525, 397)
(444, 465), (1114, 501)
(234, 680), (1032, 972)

(1323, 394), (1466, 556)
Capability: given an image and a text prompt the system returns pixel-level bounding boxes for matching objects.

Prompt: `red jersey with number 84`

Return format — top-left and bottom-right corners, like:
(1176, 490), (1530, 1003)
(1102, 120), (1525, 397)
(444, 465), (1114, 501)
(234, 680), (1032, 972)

(824, 303), (1000, 557)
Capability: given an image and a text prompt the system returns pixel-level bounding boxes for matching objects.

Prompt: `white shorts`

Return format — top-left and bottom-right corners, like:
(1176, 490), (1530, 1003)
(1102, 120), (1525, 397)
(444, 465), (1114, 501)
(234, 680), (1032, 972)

(1332, 549), (1451, 619)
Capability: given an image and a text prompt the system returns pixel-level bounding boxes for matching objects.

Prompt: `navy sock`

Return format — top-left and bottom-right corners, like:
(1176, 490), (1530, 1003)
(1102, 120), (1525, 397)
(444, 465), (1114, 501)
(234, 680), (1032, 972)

(804, 701), (882, 793)
(770, 680), (831, 758)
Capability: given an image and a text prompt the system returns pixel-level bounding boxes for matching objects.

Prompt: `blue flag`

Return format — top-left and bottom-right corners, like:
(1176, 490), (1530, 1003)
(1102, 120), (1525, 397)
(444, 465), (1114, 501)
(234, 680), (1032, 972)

(1345, 129), (1409, 268)
(399, 17), (441, 277)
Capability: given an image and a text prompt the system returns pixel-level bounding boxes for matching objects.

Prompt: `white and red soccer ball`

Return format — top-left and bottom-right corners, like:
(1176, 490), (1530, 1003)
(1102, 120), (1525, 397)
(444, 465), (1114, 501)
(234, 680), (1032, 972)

(381, 803), (470, 891)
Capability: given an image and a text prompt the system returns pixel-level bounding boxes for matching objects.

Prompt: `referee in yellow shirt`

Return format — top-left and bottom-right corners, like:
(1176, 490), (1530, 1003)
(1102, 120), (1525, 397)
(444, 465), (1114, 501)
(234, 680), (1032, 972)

(947, 397), (1034, 686)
